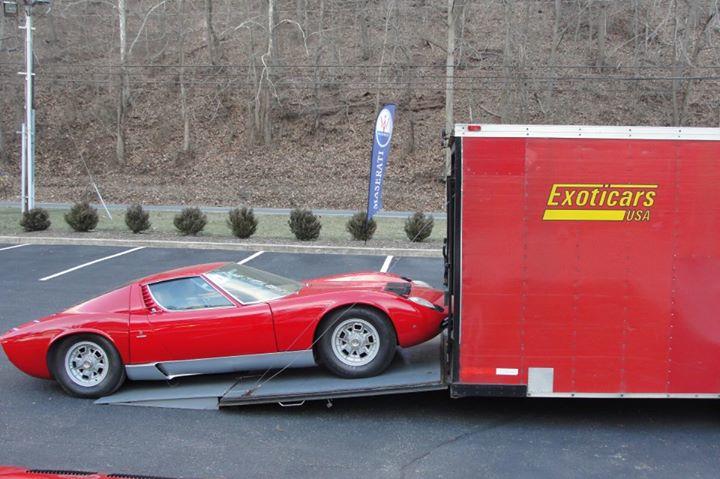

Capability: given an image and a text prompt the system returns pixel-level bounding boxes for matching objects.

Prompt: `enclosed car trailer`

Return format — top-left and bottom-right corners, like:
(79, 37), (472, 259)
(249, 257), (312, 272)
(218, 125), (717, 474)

(97, 124), (720, 409)
(446, 124), (720, 399)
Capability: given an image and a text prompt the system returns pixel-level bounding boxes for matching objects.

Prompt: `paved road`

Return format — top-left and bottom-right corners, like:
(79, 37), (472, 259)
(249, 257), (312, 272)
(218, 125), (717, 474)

(0, 244), (718, 479)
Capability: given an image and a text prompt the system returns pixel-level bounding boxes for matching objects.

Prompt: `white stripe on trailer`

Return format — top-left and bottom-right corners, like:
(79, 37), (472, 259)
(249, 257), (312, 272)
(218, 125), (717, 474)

(454, 123), (720, 141)
(237, 251), (264, 265)
(0, 244), (29, 252)
(496, 368), (519, 376)
(380, 255), (394, 273)
(39, 247), (145, 281)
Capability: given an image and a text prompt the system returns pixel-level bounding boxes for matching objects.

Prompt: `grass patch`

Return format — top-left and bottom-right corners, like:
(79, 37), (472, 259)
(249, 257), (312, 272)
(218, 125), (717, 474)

(0, 207), (445, 243)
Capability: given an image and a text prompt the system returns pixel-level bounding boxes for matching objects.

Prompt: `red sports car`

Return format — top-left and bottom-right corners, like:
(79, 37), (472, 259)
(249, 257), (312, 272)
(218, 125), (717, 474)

(0, 262), (446, 398)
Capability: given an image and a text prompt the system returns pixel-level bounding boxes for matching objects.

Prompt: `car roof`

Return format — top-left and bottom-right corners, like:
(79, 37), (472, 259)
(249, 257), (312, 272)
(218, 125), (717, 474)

(138, 262), (227, 284)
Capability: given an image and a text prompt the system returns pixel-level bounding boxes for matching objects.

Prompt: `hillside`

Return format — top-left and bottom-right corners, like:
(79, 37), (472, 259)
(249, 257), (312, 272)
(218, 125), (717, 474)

(1, 0), (719, 211)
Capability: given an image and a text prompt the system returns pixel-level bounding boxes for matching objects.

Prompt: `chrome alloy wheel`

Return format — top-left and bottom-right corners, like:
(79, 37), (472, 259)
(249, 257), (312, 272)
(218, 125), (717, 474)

(64, 341), (110, 388)
(331, 318), (380, 366)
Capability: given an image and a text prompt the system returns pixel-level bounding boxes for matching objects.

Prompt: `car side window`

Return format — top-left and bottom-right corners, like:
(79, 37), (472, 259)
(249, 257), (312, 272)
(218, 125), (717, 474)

(148, 277), (234, 311)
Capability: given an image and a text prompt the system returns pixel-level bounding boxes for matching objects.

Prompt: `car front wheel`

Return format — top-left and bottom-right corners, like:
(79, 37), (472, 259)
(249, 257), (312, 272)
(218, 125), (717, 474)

(316, 307), (397, 378)
(50, 334), (126, 398)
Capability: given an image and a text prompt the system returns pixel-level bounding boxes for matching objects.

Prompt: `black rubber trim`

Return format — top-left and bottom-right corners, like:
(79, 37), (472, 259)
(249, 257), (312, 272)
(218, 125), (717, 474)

(446, 137), (462, 384)
(384, 282), (411, 297)
(450, 383), (528, 398)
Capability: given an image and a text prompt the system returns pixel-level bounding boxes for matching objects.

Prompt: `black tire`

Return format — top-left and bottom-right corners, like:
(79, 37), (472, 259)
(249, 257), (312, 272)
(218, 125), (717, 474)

(315, 306), (397, 379)
(49, 334), (126, 399)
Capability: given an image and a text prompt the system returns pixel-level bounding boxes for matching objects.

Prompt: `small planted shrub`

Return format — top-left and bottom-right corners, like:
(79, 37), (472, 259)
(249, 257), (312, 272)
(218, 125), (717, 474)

(0, 174), (12, 198)
(404, 212), (434, 242)
(346, 212), (376, 241)
(288, 208), (321, 241)
(174, 207), (207, 236)
(125, 204), (151, 234)
(20, 208), (51, 232)
(65, 202), (99, 232)
(227, 207), (258, 239)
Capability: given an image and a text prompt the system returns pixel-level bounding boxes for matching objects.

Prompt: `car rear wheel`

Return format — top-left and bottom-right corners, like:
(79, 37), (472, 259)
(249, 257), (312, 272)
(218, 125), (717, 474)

(50, 334), (126, 399)
(316, 307), (397, 378)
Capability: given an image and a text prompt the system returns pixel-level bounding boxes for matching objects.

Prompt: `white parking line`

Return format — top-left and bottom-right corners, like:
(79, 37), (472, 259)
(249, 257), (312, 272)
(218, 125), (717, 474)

(39, 247), (145, 282)
(0, 244), (29, 252)
(237, 250), (264, 265)
(380, 255), (394, 272)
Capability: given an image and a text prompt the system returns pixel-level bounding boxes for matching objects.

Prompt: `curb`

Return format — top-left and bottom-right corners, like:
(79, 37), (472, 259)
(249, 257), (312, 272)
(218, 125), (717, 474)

(0, 235), (443, 258)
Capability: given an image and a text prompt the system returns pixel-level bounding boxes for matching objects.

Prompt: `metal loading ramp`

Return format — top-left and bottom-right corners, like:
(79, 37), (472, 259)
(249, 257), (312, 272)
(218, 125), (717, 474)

(95, 337), (446, 410)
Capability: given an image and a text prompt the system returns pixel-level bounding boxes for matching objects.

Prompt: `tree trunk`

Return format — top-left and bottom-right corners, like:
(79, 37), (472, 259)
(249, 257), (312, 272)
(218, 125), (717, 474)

(375, 0), (394, 115)
(179, 0), (191, 153)
(254, 0), (275, 145)
(205, 0), (221, 65)
(444, 0), (456, 176)
(359, 6), (371, 61)
(596, 0), (608, 70)
(543, 0), (562, 120)
(501, 0), (513, 123)
(313, 0), (326, 130)
(116, 0), (129, 165)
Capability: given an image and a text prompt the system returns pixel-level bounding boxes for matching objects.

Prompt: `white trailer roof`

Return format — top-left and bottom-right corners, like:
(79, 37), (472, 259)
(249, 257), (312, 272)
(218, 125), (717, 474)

(454, 124), (720, 141)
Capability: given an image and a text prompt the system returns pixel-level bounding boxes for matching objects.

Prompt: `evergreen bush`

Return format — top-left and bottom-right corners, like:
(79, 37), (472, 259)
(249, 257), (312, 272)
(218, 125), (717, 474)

(404, 212), (434, 242)
(174, 207), (207, 235)
(288, 208), (321, 241)
(346, 212), (377, 241)
(65, 202), (99, 232)
(227, 207), (258, 239)
(20, 208), (51, 232)
(125, 204), (151, 234)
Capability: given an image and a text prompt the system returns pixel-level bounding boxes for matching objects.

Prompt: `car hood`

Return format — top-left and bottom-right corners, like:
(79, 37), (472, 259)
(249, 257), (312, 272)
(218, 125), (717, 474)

(297, 271), (443, 304)
(301, 271), (408, 292)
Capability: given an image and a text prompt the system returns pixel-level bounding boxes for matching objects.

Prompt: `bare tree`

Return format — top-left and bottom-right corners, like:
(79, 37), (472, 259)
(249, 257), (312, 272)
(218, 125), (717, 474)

(179, 0), (191, 153)
(358, 4), (371, 61)
(205, 0), (221, 65)
(116, 0), (129, 165)
(595, 0), (609, 70)
(313, 0), (327, 130)
(254, 0), (276, 145)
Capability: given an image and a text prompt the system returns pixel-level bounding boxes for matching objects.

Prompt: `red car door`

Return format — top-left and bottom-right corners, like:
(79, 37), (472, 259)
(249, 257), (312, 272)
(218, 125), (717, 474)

(138, 276), (277, 362)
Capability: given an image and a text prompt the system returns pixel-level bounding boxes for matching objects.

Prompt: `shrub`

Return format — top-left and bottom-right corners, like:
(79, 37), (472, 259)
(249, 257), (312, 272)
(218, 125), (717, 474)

(0, 174), (12, 198)
(288, 208), (321, 241)
(20, 208), (51, 232)
(404, 212), (434, 242)
(346, 212), (377, 241)
(125, 204), (151, 234)
(227, 207), (258, 239)
(174, 207), (207, 236)
(64, 202), (99, 232)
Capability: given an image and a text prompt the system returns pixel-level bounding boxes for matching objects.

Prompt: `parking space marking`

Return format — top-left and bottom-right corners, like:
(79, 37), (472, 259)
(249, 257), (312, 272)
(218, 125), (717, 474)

(0, 244), (29, 252)
(39, 247), (146, 282)
(237, 251), (264, 265)
(380, 255), (394, 272)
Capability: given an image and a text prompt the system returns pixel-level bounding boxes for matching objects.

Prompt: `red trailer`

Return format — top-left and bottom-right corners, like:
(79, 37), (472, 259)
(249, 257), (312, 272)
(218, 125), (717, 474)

(445, 124), (720, 399)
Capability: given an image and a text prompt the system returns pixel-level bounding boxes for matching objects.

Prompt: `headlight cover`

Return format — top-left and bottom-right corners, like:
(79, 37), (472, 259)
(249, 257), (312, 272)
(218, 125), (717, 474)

(408, 296), (435, 309)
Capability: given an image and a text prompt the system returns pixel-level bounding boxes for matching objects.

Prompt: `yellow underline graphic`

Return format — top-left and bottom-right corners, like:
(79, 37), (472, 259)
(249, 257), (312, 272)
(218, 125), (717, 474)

(609, 184), (658, 188)
(543, 209), (626, 221)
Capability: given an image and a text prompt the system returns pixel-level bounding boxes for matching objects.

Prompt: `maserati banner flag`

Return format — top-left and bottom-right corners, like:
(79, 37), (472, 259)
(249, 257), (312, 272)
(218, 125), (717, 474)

(366, 104), (396, 220)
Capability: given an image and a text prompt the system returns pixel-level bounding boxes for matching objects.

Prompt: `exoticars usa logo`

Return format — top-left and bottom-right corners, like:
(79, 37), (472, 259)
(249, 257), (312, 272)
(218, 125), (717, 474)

(543, 183), (658, 222)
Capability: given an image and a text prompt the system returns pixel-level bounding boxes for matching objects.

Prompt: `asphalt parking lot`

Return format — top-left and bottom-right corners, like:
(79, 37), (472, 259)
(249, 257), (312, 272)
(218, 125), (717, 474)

(0, 243), (718, 478)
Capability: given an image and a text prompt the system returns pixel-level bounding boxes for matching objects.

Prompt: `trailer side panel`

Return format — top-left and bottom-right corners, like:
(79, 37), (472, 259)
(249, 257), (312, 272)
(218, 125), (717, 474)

(455, 127), (720, 396)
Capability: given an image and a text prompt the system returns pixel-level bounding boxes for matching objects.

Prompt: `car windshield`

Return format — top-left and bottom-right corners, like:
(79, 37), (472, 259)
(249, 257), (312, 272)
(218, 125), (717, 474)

(205, 263), (302, 303)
